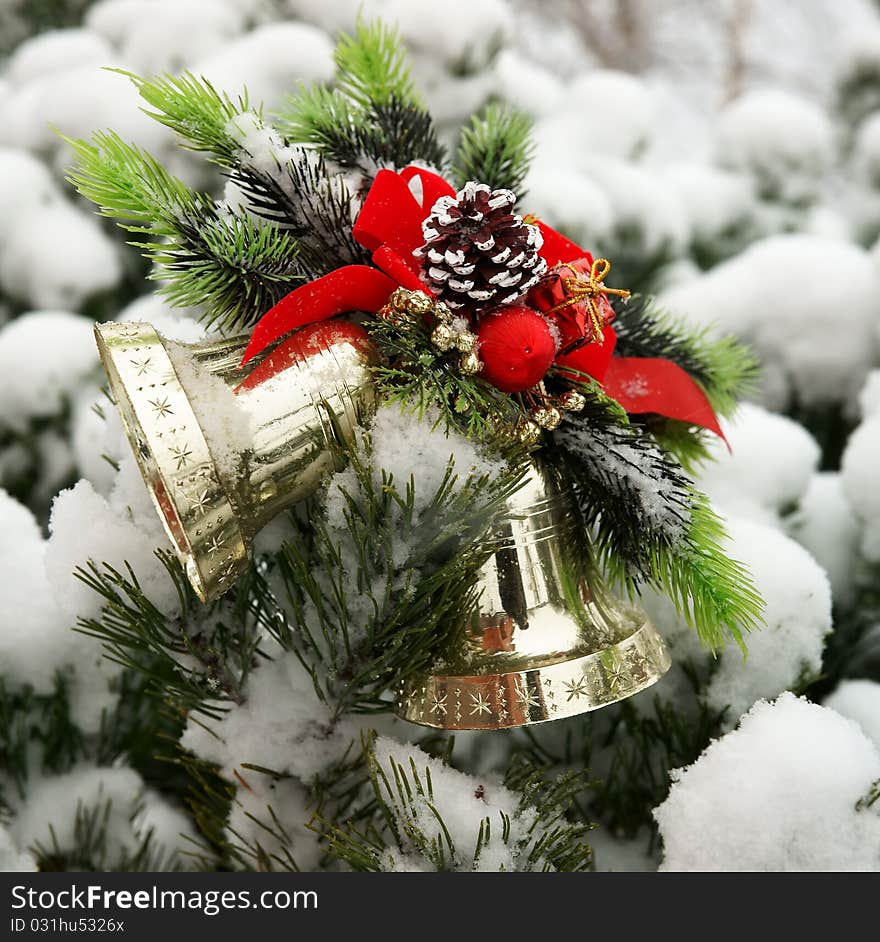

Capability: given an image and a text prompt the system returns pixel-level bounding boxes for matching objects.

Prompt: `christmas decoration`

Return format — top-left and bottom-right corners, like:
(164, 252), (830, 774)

(94, 319), (377, 603)
(531, 255), (627, 351)
(396, 461), (671, 730)
(414, 181), (547, 311)
(475, 305), (556, 393)
(69, 19), (763, 741)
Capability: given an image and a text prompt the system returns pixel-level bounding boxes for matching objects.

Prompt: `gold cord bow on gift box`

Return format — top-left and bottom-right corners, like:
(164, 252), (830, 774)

(545, 258), (631, 344)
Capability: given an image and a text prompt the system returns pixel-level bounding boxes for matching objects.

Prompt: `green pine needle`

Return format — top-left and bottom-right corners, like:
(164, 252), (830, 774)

(453, 102), (535, 196)
(277, 22), (444, 170)
(321, 734), (593, 872)
(365, 309), (525, 442)
(549, 393), (763, 653)
(334, 19), (421, 110)
(117, 69), (249, 166)
(64, 130), (304, 329)
(276, 84), (365, 153)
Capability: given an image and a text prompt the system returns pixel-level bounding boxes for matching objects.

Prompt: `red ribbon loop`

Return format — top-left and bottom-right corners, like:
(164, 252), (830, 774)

(239, 265), (396, 366)
(601, 356), (727, 443)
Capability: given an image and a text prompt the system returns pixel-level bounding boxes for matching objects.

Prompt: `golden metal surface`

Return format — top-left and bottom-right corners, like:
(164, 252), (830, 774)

(97, 322), (669, 728)
(94, 321), (376, 604)
(396, 463), (671, 729)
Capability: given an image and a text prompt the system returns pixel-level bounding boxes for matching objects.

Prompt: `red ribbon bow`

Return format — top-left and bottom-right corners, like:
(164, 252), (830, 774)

(239, 166), (724, 440)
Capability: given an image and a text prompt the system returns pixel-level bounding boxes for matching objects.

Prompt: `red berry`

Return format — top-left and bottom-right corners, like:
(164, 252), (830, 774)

(476, 305), (557, 393)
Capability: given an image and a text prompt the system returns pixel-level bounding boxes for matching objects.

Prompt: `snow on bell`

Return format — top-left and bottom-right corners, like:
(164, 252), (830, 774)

(94, 319), (377, 604)
(396, 462), (671, 730)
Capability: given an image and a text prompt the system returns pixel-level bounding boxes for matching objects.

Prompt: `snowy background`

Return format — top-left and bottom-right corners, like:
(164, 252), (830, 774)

(1, 0), (880, 872)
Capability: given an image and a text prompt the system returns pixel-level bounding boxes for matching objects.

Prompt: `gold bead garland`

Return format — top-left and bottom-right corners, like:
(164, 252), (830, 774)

(380, 287), (483, 376)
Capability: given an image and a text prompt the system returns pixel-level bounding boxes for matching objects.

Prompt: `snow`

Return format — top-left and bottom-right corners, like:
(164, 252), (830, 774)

(0, 147), (59, 225)
(0, 484), (134, 733)
(0, 312), (99, 432)
(370, 735), (539, 872)
(524, 164), (614, 250)
(857, 369), (880, 417)
(46, 470), (177, 627)
(70, 388), (125, 497)
(642, 513), (831, 724)
(0, 146), (122, 311)
(659, 236), (880, 410)
(841, 411), (880, 562)
(191, 23), (335, 112)
(589, 828), (657, 873)
(180, 649), (360, 783)
(9, 766), (191, 870)
(0, 824), (36, 873)
(85, 0), (246, 75)
(694, 403), (820, 525)
(655, 694), (880, 871)
(661, 163), (755, 256)
(226, 772), (322, 871)
(115, 293), (210, 344)
(853, 112), (880, 189)
(824, 680), (880, 751)
(702, 516), (831, 721)
(714, 89), (834, 206)
(0, 490), (65, 694)
(0, 66), (169, 171)
(490, 49), (563, 117)
(566, 70), (655, 160)
(0, 202), (122, 310)
(369, 0), (512, 68)
(4, 29), (113, 85)
(786, 473), (861, 606)
(578, 157), (689, 260)
(366, 402), (499, 506)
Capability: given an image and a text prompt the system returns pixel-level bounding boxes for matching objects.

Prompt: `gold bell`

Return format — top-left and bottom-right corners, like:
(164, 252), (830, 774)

(396, 463), (671, 729)
(94, 321), (377, 604)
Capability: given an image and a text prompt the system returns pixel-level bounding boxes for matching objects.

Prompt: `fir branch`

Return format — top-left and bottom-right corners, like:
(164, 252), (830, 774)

(334, 19), (421, 110)
(646, 419), (713, 474)
(75, 551), (262, 719)
(252, 434), (525, 716)
(32, 799), (179, 873)
(548, 392), (763, 651)
(612, 294), (759, 419)
(323, 734), (593, 872)
(0, 676), (85, 805)
(64, 131), (304, 330)
(277, 89), (445, 175)
(116, 71), (371, 274)
(155, 210), (307, 331)
(276, 84), (365, 156)
(276, 22), (445, 171)
(118, 70), (249, 166)
(502, 754), (595, 872)
(453, 102), (535, 196)
(227, 146), (369, 276)
(365, 310), (525, 442)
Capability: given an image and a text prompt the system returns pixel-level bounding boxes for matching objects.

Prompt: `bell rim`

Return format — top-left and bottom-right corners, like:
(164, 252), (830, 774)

(94, 321), (249, 603)
(395, 617), (671, 730)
